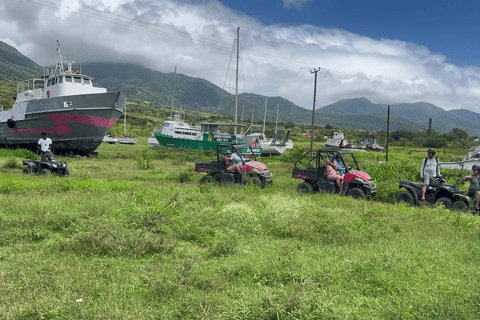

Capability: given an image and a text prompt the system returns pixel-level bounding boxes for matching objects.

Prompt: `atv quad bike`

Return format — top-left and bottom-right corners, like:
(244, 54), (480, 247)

(22, 152), (69, 176)
(195, 144), (272, 187)
(396, 177), (467, 209)
(292, 148), (376, 199)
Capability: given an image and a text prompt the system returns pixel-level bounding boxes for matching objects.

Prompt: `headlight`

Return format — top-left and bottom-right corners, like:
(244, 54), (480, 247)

(355, 178), (364, 182)
(52, 163), (57, 168)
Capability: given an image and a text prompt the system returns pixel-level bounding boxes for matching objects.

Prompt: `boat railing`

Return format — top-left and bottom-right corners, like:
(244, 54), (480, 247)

(16, 88), (44, 102)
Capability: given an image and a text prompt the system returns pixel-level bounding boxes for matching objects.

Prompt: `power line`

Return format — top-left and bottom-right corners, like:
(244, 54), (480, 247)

(24, 0), (427, 95)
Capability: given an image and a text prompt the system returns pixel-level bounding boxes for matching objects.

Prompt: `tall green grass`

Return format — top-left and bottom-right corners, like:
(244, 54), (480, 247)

(1, 143), (480, 319)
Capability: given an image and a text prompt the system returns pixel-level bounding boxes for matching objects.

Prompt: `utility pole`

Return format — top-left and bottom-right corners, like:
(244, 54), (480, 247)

(310, 68), (321, 154)
(234, 27), (240, 135)
(386, 105), (390, 162)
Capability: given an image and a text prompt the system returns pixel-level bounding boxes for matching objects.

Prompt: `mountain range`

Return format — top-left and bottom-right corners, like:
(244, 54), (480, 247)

(1, 40), (480, 135)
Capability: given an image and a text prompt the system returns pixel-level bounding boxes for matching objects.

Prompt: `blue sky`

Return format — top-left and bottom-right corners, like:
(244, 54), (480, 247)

(2, 0), (480, 114)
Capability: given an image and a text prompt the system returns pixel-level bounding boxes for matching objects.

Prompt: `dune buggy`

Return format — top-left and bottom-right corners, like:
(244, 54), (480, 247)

(292, 148), (376, 199)
(195, 144), (272, 187)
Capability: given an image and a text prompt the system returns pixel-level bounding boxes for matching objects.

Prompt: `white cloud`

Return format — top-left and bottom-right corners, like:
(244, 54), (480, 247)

(1, 0), (480, 113)
(283, 0), (311, 10)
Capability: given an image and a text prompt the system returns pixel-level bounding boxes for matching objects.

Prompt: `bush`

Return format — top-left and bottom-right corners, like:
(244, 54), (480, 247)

(2, 157), (22, 169)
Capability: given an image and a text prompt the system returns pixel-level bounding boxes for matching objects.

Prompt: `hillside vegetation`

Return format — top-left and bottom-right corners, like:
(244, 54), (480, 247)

(1, 141), (480, 319)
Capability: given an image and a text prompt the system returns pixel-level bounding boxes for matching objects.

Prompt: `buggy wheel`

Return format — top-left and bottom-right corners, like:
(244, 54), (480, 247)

(297, 182), (313, 194)
(40, 168), (50, 175)
(396, 191), (414, 205)
(347, 187), (365, 199)
(452, 201), (468, 212)
(251, 177), (263, 188)
(435, 197), (452, 209)
(23, 168), (31, 174)
(200, 175), (213, 184)
(63, 168), (70, 176)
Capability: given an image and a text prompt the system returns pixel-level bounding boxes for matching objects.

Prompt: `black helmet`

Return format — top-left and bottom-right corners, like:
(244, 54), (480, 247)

(473, 165), (480, 172)
(427, 148), (436, 155)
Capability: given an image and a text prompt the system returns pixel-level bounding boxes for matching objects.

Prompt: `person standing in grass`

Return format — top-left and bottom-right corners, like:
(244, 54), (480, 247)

(38, 132), (53, 162)
(420, 148), (441, 203)
(462, 165), (480, 211)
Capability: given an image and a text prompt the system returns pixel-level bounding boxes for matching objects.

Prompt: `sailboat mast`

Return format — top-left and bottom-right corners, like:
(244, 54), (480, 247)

(170, 66), (177, 118)
(124, 105), (127, 136)
(234, 27), (240, 135)
(276, 104), (279, 132)
(263, 97), (267, 136)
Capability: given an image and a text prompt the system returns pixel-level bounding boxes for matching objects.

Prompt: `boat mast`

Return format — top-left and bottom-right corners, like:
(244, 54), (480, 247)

(123, 105), (127, 136)
(170, 66), (177, 118)
(276, 104), (279, 133)
(262, 97), (267, 136)
(234, 27), (240, 135)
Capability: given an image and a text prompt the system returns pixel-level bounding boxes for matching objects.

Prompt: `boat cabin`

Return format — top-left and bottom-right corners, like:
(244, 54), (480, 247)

(15, 63), (106, 103)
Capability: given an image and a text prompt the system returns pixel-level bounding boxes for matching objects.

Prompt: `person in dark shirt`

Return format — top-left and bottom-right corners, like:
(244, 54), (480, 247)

(462, 165), (480, 211)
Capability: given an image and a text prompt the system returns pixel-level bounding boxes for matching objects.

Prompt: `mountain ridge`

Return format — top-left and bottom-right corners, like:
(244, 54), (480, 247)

(1, 40), (479, 135)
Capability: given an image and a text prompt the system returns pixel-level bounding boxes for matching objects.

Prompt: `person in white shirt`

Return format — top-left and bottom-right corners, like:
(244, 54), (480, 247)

(38, 132), (53, 162)
(420, 148), (440, 202)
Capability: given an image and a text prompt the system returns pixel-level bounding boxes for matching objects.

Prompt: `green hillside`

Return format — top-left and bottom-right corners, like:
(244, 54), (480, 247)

(1, 40), (479, 135)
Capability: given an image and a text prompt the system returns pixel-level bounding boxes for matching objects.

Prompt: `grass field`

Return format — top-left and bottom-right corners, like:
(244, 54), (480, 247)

(1, 139), (480, 319)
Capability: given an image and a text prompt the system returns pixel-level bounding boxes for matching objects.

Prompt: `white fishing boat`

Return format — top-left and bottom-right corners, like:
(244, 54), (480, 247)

(324, 132), (349, 147)
(0, 41), (126, 155)
(439, 147), (480, 170)
(102, 135), (118, 144)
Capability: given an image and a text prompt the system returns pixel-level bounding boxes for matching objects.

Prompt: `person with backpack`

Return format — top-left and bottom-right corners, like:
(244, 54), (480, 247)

(462, 165), (480, 211)
(420, 148), (441, 203)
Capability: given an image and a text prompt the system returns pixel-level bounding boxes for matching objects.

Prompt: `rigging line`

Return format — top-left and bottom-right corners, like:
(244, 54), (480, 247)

(25, 0), (234, 53)
(26, 0), (231, 49)
(25, 0), (313, 69)
(241, 38), (263, 97)
(24, 0), (428, 95)
(222, 34), (238, 92)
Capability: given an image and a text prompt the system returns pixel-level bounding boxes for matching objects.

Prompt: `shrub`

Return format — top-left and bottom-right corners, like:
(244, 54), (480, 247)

(2, 157), (22, 169)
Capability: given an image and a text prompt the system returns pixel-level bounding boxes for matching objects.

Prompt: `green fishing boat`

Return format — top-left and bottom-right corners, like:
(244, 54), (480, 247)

(153, 120), (262, 155)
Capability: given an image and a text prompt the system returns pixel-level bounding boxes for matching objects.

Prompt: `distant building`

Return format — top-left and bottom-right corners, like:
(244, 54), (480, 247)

(303, 133), (316, 137)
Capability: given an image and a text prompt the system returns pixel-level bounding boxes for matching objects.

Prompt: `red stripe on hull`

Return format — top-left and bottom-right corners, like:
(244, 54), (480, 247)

(10, 114), (118, 135)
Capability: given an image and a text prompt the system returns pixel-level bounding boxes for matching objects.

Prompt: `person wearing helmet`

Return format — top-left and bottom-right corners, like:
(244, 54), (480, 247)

(462, 165), (480, 211)
(420, 148), (440, 203)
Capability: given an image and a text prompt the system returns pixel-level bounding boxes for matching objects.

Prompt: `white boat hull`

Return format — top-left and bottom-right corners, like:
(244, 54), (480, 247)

(439, 160), (479, 170)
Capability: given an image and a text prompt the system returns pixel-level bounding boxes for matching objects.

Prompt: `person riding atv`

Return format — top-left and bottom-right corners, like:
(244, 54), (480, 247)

(195, 144), (272, 187)
(396, 176), (466, 208)
(22, 152), (69, 176)
(292, 148), (376, 199)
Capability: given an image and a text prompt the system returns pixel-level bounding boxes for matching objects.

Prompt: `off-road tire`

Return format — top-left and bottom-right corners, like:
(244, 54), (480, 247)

(297, 182), (313, 194)
(200, 175), (214, 184)
(347, 187), (366, 199)
(251, 177), (263, 188)
(396, 191), (414, 205)
(63, 168), (70, 176)
(452, 201), (469, 212)
(40, 168), (50, 175)
(23, 168), (30, 174)
(435, 197), (452, 209)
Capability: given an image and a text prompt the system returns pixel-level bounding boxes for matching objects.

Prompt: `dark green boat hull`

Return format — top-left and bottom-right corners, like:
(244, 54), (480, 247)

(154, 133), (262, 155)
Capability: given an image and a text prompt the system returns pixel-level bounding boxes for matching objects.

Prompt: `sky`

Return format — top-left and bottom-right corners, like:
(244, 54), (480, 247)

(2, 0), (480, 114)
